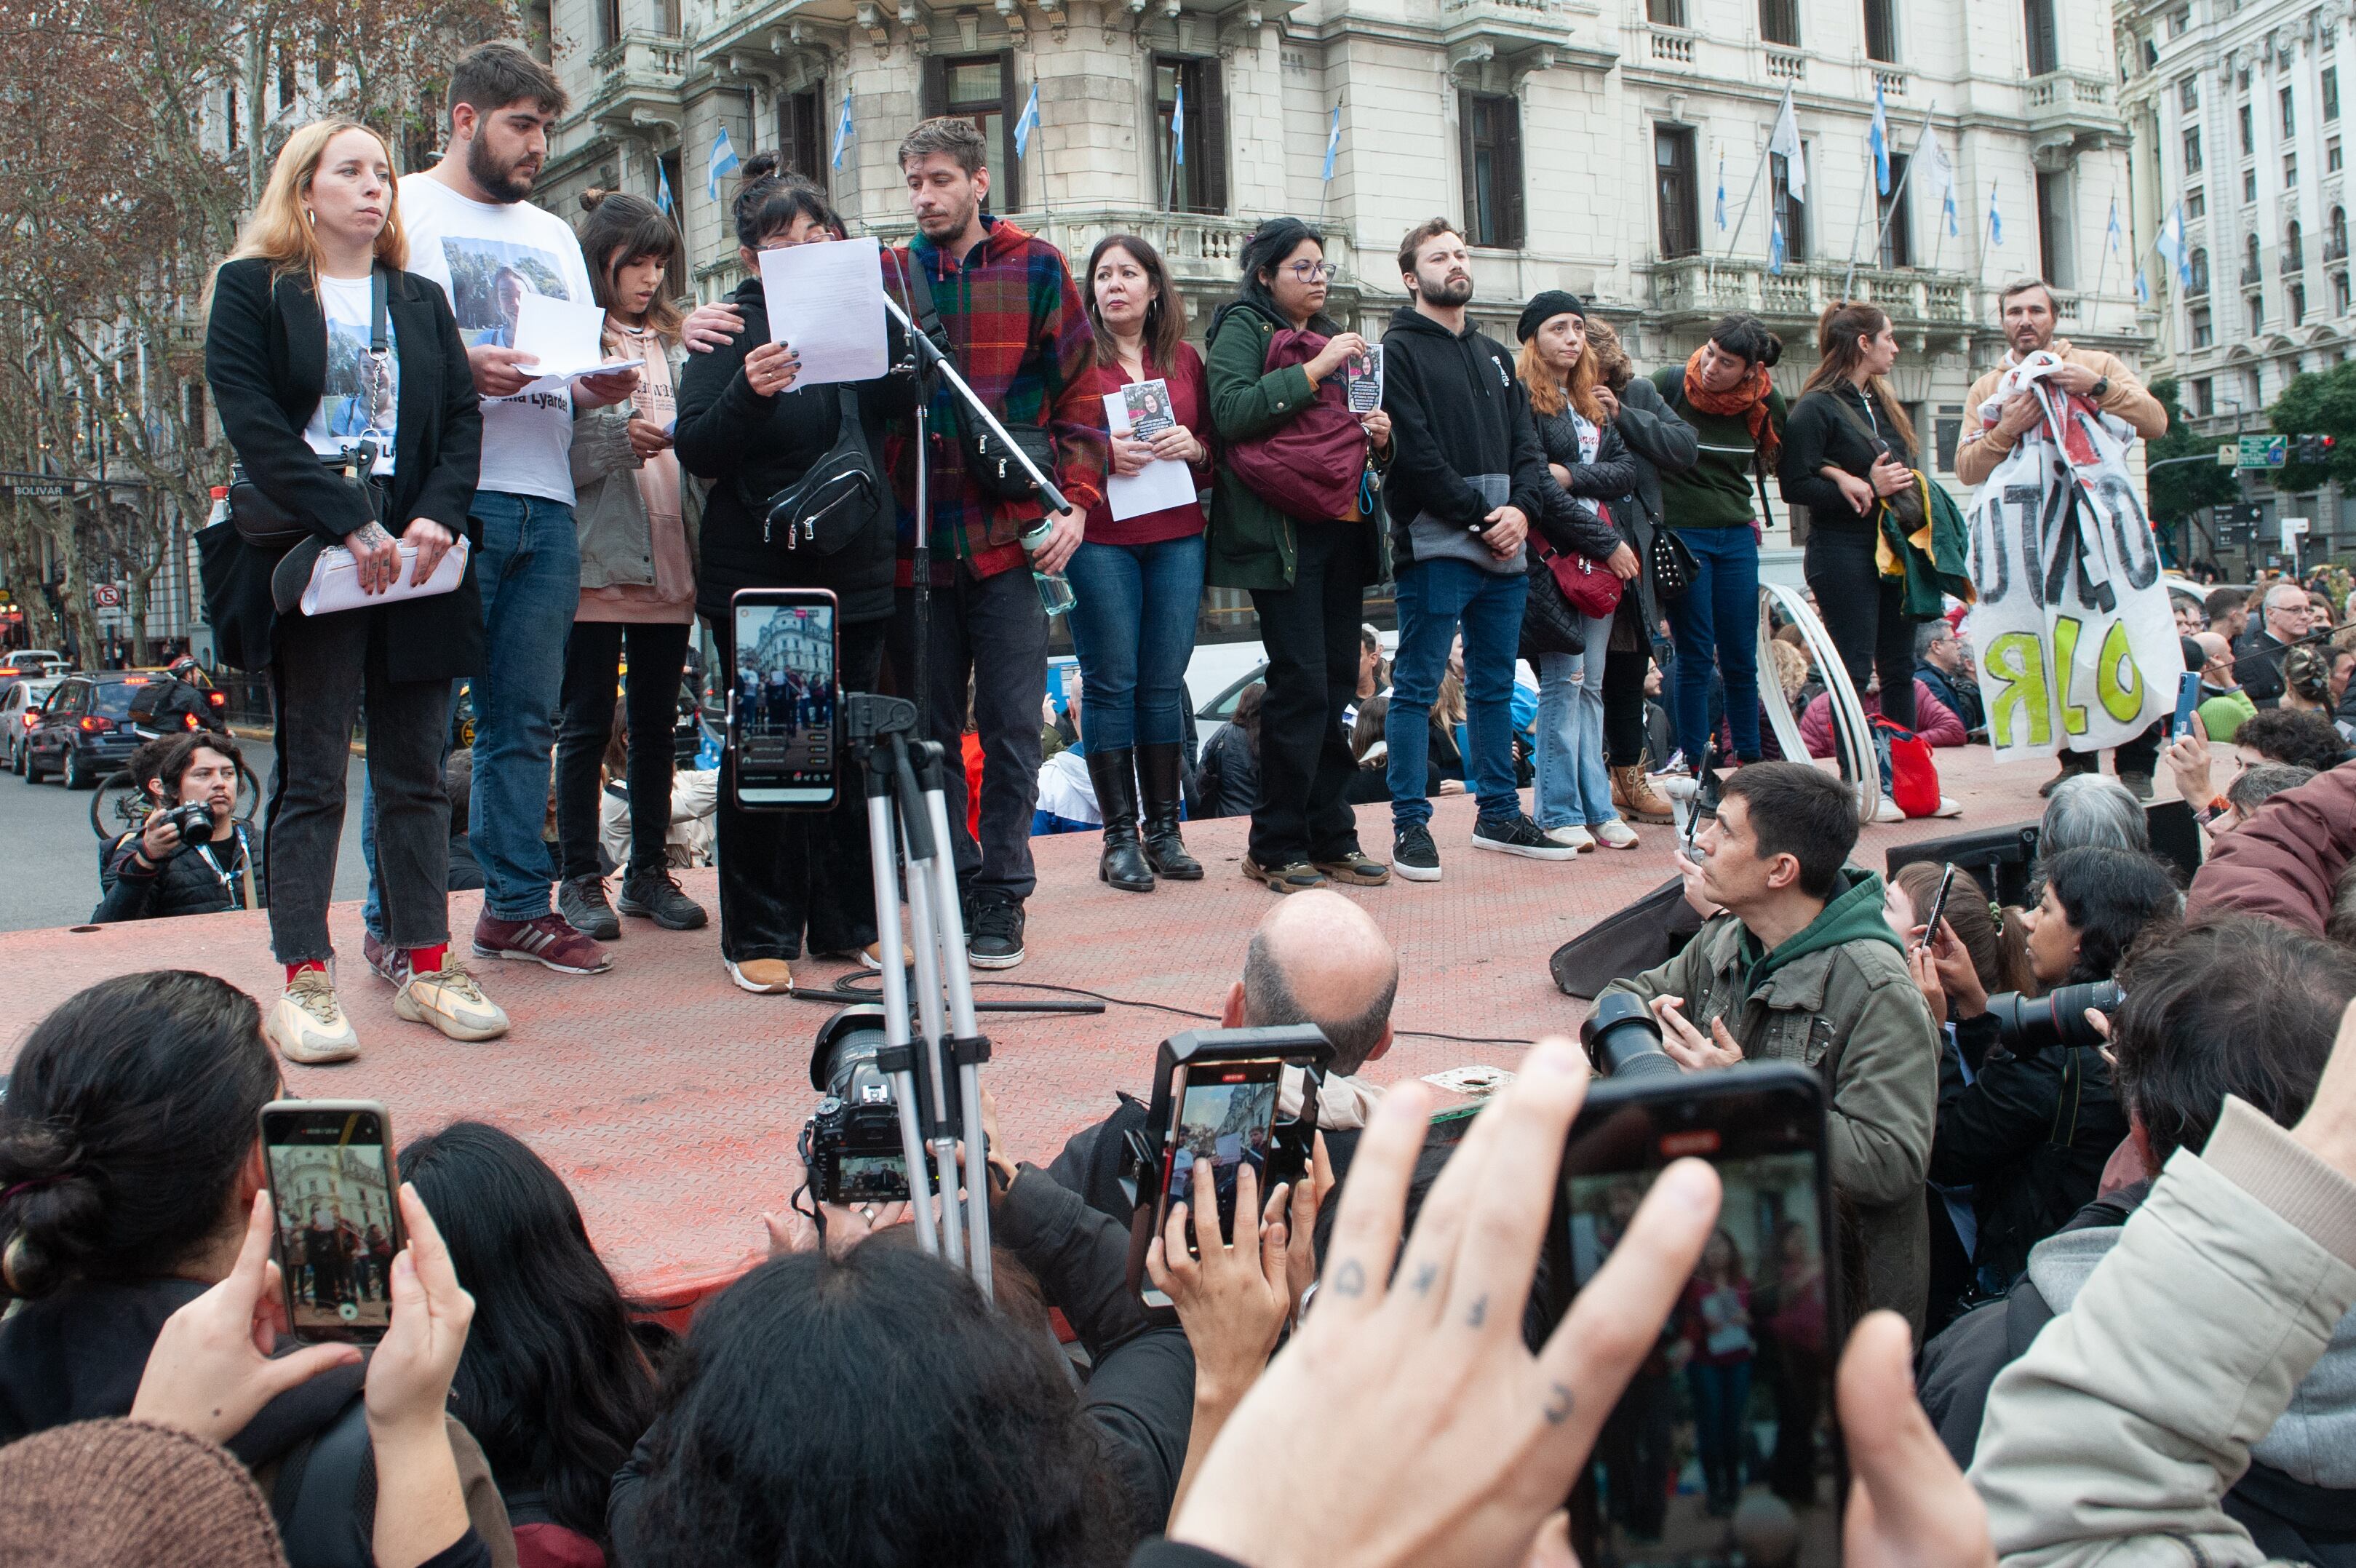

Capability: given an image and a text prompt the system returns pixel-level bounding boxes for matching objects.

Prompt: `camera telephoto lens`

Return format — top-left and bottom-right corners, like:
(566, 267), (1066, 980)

(1579, 992), (1686, 1083)
(803, 1005), (913, 1205)
(1984, 979), (2125, 1055)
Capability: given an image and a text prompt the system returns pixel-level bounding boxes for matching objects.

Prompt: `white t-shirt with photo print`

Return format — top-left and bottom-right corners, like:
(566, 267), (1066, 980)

(398, 172), (599, 504)
(303, 274), (399, 476)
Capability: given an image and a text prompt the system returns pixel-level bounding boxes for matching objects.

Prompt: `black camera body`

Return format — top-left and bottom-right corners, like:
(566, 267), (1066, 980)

(799, 1004), (960, 1205)
(156, 800), (215, 852)
(1985, 980), (2123, 1055)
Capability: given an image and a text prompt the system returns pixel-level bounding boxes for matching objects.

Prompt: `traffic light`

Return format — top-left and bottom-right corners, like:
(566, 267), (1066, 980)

(2296, 433), (2338, 463)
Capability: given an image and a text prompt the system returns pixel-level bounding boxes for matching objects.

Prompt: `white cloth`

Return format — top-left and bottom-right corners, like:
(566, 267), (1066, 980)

(600, 768), (717, 868)
(1034, 748), (1100, 825)
(302, 274), (399, 474)
(397, 175), (599, 503)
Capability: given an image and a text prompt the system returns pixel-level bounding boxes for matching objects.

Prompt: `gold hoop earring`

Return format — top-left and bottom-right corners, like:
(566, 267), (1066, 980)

(303, 209), (317, 226)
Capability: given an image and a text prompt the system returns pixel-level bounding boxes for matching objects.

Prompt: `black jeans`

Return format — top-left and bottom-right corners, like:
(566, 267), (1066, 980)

(267, 610), (453, 964)
(1804, 527), (1916, 731)
(1602, 648), (1652, 768)
(709, 614), (886, 962)
(1247, 522), (1369, 866)
(887, 565), (1048, 903)
(554, 619), (693, 882)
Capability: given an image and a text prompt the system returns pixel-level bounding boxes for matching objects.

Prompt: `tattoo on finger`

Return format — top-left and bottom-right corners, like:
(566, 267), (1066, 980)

(1543, 1382), (1575, 1425)
(1330, 1259), (1367, 1298)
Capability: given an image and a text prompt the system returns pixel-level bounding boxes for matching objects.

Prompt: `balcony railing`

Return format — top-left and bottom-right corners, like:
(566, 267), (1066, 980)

(2325, 238), (2350, 263)
(1649, 28), (1695, 64)
(2241, 260), (2264, 285)
(1765, 48), (1804, 81)
(1647, 257), (1982, 327)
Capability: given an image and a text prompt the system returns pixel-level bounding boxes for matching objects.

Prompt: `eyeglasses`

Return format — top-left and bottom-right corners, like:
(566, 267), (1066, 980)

(1284, 260), (1339, 282)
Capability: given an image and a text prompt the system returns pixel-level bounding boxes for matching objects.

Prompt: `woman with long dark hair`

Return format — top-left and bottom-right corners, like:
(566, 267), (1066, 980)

(202, 119), (503, 1061)
(1679, 1227), (1756, 1517)
(674, 159), (913, 995)
(1206, 218), (1392, 894)
(553, 190), (707, 941)
(399, 1121), (657, 1566)
(1071, 234), (1211, 892)
(1780, 302), (1923, 777)
(1649, 314), (1786, 769)
(1193, 680), (1265, 819)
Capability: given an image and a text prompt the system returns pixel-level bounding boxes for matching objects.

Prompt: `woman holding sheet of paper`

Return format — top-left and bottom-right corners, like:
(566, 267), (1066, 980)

(1070, 234), (1214, 895)
(202, 118), (502, 1064)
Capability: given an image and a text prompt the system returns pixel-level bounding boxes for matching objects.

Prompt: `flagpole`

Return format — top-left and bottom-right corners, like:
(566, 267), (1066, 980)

(2090, 191), (2118, 335)
(1847, 102), (1933, 300)
(1722, 142), (1772, 263)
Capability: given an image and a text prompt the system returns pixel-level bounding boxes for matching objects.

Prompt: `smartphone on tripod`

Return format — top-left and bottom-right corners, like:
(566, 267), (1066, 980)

(729, 587), (840, 811)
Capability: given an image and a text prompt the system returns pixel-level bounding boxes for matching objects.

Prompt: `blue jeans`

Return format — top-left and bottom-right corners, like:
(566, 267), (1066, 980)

(457, 491), (580, 922)
(1686, 1357), (1754, 1505)
(1668, 525), (1761, 763)
(1535, 614), (1617, 831)
(1063, 533), (1205, 752)
(1388, 558), (1527, 829)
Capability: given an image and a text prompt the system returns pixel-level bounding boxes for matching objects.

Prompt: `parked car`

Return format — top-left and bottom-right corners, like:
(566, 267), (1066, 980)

(2, 677), (61, 775)
(25, 672), (155, 789)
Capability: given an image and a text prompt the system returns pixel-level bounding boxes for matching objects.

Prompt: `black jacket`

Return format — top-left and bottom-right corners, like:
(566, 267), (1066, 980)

(674, 274), (915, 626)
(202, 258), (485, 678)
(1529, 405), (1639, 561)
(1192, 721), (1259, 819)
(1377, 307), (1549, 567)
(92, 821), (266, 922)
(1926, 1012), (2127, 1289)
(1778, 381), (1918, 536)
(1917, 659), (1984, 733)
(2234, 626), (2294, 707)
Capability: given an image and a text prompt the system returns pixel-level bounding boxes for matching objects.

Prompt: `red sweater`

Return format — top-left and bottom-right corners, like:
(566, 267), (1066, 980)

(1799, 679), (1965, 758)
(1087, 345), (1212, 547)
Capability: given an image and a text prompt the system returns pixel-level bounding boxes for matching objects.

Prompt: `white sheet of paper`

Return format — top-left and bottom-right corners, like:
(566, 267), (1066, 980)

(759, 235), (890, 386)
(1102, 390), (1197, 522)
(511, 292), (626, 379)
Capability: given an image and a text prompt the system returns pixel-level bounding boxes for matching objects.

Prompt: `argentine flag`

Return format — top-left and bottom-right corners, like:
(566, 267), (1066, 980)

(656, 159), (674, 217)
(1013, 83), (1040, 157)
(1322, 105), (1341, 183)
(1869, 82), (1890, 196)
(2106, 196), (2124, 257)
(1987, 180), (2003, 247)
(1172, 77), (1185, 166)
(1715, 155), (1726, 231)
(832, 94), (853, 171)
(707, 126), (740, 201)
(1769, 213), (1786, 275)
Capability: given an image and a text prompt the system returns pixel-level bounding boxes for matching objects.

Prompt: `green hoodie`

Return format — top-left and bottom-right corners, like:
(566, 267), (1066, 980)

(1737, 867), (1903, 996)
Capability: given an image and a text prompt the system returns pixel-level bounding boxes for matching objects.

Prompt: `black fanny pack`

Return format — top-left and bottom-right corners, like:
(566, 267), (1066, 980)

(900, 256), (1054, 504)
(741, 385), (880, 554)
(228, 268), (391, 550)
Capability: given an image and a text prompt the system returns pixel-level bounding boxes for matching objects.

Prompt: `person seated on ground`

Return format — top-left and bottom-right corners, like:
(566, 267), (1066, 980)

(2239, 704), (2356, 773)
(595, 718), (717, 871)
(1340, 621), (1388, 735)
(1917, 914), (2356, 1567)
(445, 749), (484, 893)
(1051, 887), (1403, 1225)
(1796, 674), (1966, 757)
(2188, 755), (2356, 940)
(92, 733), (265, 923)
(1033, 689), (1105, 835)
(1600, 761), (1941, 1334)
(0, 972), (513, 1560)
(1345, 685), (1468, 804)
(1915, 619), (1984, 733)
(1190, 681), (1262, 821)
(1917, 845), (2177, 1305)
(399, 1121), (658, 1568)
(0, 1170), (494, 1568)
(2187, 630), (2258, 744)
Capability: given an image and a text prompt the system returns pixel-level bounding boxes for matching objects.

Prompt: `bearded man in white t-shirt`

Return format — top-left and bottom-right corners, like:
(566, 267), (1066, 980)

(362, 42), (642, 987)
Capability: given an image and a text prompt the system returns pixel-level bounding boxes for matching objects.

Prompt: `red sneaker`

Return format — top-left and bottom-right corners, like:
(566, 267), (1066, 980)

(472, 911), (613, 975)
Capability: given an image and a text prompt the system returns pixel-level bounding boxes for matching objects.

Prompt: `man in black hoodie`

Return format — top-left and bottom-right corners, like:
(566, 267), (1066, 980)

(1380, 219), (1563, 882)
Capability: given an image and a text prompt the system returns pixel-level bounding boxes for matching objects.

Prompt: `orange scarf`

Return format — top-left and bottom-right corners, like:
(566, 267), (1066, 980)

(1682, 349), (1781, 466)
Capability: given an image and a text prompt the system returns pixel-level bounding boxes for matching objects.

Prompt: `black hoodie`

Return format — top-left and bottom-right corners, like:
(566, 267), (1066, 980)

(1377, 305), (1548, 572)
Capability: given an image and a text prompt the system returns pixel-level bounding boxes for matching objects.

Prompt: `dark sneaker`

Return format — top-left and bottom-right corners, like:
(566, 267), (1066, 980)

(1313, 848), (1390, 887)
(967, 894), (1027, 970)
(361, 930), (399, 986)
(474, 912), (614, 975)
(1470, 813), (1580, 861)
(1242, 855), (1329, 894)
(618, 870), (709, 931)
(2118, 771), (2155, 802)
(1393, 824), (1442, 883)
(558, 874), (620, 940)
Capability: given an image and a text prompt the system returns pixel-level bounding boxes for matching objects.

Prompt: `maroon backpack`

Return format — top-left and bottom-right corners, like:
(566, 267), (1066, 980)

(1224, 326), (1372, 522)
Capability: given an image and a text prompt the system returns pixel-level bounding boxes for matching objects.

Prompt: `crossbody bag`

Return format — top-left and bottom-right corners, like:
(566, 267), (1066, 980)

(1824, 389), (1927, 532)
(229, 268), (391, 550)
(899, 254), (1056, 504)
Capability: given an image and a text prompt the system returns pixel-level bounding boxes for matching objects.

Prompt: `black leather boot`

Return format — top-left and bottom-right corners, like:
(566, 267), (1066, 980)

(1137, 740), (1203, 880)
(1084, 746), (1155, 892)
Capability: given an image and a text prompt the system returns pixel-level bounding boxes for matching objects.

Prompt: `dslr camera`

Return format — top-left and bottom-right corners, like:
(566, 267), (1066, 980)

(1983, 979), (2123, 1055)
(154, 799), (215, 852)
(798, 1004), (962, 1205)
(1577, 992), (1687, 1084)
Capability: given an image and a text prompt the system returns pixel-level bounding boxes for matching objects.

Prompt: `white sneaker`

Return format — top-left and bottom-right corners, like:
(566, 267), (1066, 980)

(1871, 796), (1907, 824)
(1543, 824), (1596, 851)
(266, 969), (361, 1064)
(1592, 819), (1641, 851)
(1933, 795), (1964, 818)
(394, 959), (511, 1042)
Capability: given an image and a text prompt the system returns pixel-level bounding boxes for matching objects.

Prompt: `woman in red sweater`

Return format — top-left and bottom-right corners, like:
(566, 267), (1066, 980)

(1067, 235), (1214, 894)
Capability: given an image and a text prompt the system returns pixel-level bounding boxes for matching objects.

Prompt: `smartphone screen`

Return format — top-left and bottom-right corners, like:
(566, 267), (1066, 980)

(1558, 1072), (1839, 1565)
(2171, 669), (2202, 739)
(260, 1102), (400, 1344)
(1158, 1059), (1286, 1257)
(732, 589), (839, 807)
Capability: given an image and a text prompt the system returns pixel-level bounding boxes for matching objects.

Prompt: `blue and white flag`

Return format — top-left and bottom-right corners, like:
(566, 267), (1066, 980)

(1013, 82), (1040, 157)
(2136, 264), (2150, 303)
(831, 94), (853, 171)
(1910, 119), (1956, 238)
(2106, 195), (2124, 256)
(656, 159), (674, 216)
(2154, 200), (2191, 286)
(1987, 180), (2003, 247)
(1715, 154), (1726, 231)
(1769, 212), (1786, 275)
(1322, 105), (1341, 183)
(707, 126), (740, 202)
(1172, 77), (1185, 167)
(1869, 81), (1890, 196)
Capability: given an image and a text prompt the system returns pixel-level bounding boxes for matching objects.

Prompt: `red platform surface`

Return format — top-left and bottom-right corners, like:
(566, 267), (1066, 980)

(0, 747), (2159, 1309)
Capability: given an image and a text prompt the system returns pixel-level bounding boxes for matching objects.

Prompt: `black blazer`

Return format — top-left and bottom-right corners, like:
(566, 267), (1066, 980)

(202, 257), (484, 677)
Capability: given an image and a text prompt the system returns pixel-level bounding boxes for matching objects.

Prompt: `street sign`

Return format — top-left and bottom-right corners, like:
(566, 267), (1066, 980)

(2216, 444), (2239, 466)
(91, 584), (122, 608)
(2283, 516), (2312, 554)
(2237, 434), (2289, 469)
(4, 482), (66, 498)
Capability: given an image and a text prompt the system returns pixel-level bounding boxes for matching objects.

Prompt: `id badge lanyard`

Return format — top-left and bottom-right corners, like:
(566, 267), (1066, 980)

(194, 826), (257, 911)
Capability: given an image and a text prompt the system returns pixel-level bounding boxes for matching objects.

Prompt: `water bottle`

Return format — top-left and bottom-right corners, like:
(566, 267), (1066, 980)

(1019, 517), (1077, 618)
(206, 485), (230, 530)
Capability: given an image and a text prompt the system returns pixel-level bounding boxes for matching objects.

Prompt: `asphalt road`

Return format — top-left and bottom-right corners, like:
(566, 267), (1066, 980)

(0, 737), (370, 931)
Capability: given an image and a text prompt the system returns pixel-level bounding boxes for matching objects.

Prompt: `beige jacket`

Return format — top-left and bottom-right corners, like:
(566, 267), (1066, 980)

(1970, 1098), (2356, 1567)
(1954, 339), (2170, 488)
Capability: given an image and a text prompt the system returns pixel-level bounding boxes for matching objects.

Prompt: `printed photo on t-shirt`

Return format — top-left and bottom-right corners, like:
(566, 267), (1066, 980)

(322, 319), (397, 445)
(439, 236), (572, 348)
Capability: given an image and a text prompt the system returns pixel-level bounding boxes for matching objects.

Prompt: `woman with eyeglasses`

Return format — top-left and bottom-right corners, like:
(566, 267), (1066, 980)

(674, 156), (914, 996)
(1206, 218), (1393, 895)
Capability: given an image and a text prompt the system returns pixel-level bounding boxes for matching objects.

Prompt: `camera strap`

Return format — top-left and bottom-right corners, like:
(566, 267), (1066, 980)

(192, 825), (255, 911)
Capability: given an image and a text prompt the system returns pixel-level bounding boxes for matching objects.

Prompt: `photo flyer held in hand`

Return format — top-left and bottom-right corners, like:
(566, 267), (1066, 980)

(1120, 378), (1177, 439)
(1344, 345), (1383, 414)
